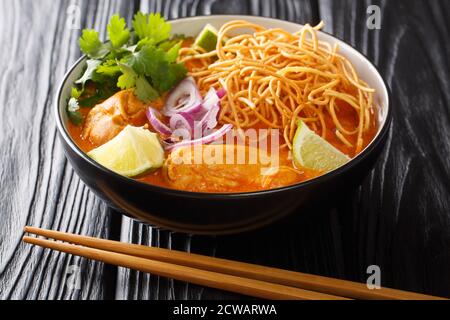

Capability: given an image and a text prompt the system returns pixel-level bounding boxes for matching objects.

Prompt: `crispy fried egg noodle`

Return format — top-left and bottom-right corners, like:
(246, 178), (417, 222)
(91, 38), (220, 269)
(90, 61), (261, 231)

(179, 20), (375, 154)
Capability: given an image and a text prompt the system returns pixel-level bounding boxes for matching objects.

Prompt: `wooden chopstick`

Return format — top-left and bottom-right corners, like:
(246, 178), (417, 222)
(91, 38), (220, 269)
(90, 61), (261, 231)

(23, 226), (446, 300)
(22, 235), (345, 300)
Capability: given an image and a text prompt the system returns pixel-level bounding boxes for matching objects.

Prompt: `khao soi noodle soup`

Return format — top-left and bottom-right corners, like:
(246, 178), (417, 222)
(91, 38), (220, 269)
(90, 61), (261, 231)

(67, 14), (378, 193)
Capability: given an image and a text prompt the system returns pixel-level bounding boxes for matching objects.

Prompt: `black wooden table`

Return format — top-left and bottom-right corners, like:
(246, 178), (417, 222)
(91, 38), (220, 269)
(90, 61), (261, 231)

(1, 0), (449, 300)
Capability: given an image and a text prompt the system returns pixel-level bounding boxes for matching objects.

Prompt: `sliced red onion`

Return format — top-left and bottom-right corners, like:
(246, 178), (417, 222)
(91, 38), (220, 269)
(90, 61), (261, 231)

(217, 88), (227, 99)
(171, 127), (192, 141)
(165, 124), (233, 151)
(146, 108), (172, 136)
(170, 112), (195, 132)
(191, 88), (223, 133)
(198, 104), (220, 132)
(162, 77), (202, 116)
(207, 105), (221, 130)
(202, 87), (221, 111)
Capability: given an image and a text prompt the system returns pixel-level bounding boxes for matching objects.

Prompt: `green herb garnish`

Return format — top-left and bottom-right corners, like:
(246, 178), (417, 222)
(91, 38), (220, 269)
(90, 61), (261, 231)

(68, 12), (187, 125)
(67, 89), (82, 125)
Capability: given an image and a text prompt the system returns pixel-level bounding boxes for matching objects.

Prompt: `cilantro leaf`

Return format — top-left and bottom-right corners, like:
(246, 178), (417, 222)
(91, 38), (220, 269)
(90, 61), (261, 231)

(78, 83), (117, 107)
(67, 98), (82, 125)
(107, 14), (130, 48)
(79, 30), (109, 59)
(135, 76), (159, 102)
(117, 63), (158, 102)
(166, 41), (182, 63)
(158, 38), (179, 51)
(132, 12), (171, 43)
(136, 37), (156, 51)
(124, 44), (187, 93)
(117, 63), (137, 89)
(71, 87), (82, 99)
(96, 60), (121, 76)
(124, 45), (166, 77)
(75, 59), (103, 88)
(155, 62), (187, 92)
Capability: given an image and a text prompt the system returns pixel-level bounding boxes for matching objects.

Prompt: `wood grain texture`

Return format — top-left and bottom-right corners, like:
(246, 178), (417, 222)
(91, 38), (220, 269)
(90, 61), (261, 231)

(1, 0), (449, 300)
(318, 0), (450, 297)
(140, 0), (319, 22)
(0, 0), (137, 300)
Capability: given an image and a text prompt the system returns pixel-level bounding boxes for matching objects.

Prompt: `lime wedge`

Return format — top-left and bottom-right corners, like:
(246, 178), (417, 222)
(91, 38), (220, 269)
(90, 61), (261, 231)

(194, 24), (219, 52)
(292, 121), (350, 172)
(88, 125), (164, 177)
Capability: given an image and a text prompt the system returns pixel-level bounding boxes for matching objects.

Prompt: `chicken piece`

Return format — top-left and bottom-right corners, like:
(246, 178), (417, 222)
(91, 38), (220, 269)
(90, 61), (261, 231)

(82, 90), (148, 147)
(164, 144), (301, 192)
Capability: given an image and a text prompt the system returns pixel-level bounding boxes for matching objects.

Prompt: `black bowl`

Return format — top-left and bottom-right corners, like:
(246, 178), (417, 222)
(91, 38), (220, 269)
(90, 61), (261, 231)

(55, 16), (392, 235)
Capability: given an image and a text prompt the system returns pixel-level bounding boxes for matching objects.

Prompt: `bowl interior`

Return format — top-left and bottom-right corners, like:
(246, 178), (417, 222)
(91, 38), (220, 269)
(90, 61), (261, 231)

(57, 15), (389, 190)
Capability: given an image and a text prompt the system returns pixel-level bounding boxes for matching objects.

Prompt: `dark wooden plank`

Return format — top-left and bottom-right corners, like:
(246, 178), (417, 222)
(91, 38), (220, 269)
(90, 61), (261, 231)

(140, 0), (318, 23)
(0, 0), (137, 300)
(318, 0), (450, 297)
(3, 0), (447, 301)
(115, 0), (350, 301)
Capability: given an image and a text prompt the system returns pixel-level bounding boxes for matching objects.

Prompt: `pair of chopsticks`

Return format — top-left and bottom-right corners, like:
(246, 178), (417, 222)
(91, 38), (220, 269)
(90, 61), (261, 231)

(23, 226), (445, 300)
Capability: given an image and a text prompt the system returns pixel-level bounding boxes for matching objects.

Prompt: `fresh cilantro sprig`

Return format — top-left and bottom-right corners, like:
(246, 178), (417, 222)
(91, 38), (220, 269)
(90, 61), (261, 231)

(67, 88), (83, 125)
(68, 12), (187, 125)
(133, 12), (171, 43)
(79, 30), (110, 59)
(108, 15), (130, 49)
